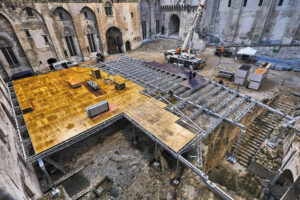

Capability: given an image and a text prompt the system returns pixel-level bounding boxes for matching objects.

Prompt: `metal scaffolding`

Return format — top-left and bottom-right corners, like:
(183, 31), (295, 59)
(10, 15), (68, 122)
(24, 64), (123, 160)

(9, 56), (300, 200)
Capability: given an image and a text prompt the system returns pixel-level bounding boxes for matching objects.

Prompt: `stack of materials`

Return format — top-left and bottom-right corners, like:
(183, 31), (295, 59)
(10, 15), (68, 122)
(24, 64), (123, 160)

(255, 56), (300, 72)
(86, 100), (109, 118)
(87, 80), (100, 90)
(217, 70), (234, 80)
(91, 68), (101, 79)
(67, 78), (81, 89)
(248, 62), (271, 90)
(234, 64), (251, 86)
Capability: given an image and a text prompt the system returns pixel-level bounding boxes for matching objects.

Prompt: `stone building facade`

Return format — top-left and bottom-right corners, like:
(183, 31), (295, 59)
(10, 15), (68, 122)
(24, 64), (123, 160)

(0, 75), (42, 199)
(161, 0), (300, 46)
(1, 0), (300, 80)
(0, 0), (144, 80)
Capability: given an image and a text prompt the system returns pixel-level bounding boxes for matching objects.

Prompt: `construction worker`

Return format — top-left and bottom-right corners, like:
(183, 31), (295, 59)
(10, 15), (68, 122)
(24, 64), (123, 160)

(192, 72), (197, 79)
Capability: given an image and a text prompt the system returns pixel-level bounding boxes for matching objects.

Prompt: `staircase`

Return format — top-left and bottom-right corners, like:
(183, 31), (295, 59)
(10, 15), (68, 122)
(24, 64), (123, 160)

(269, 169), (283, 186)
(233, 95), (294, 167)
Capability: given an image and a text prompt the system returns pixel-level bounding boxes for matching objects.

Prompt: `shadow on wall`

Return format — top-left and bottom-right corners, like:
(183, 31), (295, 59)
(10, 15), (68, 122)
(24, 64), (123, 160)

(0, 188), (15, 200)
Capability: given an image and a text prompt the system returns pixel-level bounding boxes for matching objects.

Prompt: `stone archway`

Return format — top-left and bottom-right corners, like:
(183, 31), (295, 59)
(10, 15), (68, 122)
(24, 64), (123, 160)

(53, 7), (82, 59)
(140, 0), (151, 40)
(125, 41), (131, 51)
(106, 27), (123, 55)
(0, 14), (31, 78)
(47, 58), (57, 70)
(169, 14), (180, 36)
(80, 7), (102, 54)
(270, 169), (294, 199)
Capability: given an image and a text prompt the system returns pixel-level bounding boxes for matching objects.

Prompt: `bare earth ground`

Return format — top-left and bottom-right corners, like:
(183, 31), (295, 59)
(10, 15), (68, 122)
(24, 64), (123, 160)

(56, 38), (299, 200)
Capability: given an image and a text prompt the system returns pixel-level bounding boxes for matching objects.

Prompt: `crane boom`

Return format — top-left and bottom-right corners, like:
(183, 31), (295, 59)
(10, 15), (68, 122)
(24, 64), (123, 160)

(181, 0), (206, 51)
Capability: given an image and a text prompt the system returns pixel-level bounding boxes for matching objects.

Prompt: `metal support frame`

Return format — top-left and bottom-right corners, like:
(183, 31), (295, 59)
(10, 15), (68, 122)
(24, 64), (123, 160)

(10, 56), (298, 200)
(44, 157), (66, 174)
(7, 82), (28, 161)
(123, 114), (234, 200)
(175, 81), (212, 110)
(189, 89), (230, 120)
(26, 114), (123, 164)
(153, 140), (160, 168)
(132, 124), (137, 145)
(38, 159), (60, 197)
(228, 129), (246, 164)
(190, 145), (203, 168)
(173, 159), (180, 185)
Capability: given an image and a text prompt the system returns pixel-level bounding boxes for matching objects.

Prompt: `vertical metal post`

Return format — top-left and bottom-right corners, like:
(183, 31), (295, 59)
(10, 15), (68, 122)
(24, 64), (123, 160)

(38, 159), (60, 197)
(132, 124), (137, 145)
(153, 140), (160, 168)
(173, 158), (180, 185)
(155, 142), (158, 162)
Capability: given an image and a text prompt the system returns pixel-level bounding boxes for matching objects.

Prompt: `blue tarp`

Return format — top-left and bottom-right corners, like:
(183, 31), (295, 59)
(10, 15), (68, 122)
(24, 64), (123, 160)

(255, 56), (300, 72)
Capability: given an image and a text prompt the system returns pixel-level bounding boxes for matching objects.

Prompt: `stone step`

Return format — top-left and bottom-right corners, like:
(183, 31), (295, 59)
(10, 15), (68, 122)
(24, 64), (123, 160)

(244, 134), (264, 143)
(233, 140), (257, 153)
(237, 156), (249, 167)
(273, 101), (294, 108)
(272, 104), (293, 111)
(244, 136), (263, 146)
(249, 125), (271, 132)
(253, 118), (279, 125)
(248, 127), (269, 135)
(247, 130), (268, 138)
(256, 117), (281, 124)
(243, 138), (261, 147)
(240, 146), (256, 157)
(245, 140), (261, 150)
(237, 151), (251, 162)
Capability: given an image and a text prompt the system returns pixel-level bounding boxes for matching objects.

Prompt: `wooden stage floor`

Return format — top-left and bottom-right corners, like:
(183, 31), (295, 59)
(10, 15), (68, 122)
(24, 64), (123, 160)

(13, 67), (195, 154)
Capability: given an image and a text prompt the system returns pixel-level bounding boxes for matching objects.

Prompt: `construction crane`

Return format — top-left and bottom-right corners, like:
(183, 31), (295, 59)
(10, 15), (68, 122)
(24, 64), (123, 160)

(164, 0), (206, 70)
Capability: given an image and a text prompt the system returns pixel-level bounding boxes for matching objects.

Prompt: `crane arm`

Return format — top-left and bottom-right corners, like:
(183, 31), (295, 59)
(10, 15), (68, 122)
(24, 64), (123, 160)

(181, 0), (206, 51)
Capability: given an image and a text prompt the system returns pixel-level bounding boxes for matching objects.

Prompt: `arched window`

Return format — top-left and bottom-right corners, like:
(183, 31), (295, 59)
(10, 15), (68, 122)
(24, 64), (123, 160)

(0, 37), (19, 67)
(105, 1), (113, 16)
(64, 28), (77, 56)
(86, 26), (97, 52)
(25, 7), (34, 17)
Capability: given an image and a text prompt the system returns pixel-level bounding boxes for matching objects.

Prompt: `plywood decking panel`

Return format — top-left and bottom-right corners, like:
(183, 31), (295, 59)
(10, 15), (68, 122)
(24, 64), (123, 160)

(13, 67), (195, 154)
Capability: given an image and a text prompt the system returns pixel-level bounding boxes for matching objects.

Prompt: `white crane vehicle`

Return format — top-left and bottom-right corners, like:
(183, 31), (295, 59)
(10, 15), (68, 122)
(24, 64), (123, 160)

(164, 0), (206, 70)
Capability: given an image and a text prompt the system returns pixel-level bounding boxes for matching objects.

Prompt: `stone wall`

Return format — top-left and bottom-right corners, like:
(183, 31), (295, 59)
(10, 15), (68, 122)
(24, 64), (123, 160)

(0, 0), (143, 79)
(0, 76), (42, 199)
(161, 0), (300, 47)
(203, 106), (262, 173)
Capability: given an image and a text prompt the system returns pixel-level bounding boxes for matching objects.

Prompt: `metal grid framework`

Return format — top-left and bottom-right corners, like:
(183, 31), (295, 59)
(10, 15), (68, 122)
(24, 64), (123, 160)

(7, 56), (300, 200)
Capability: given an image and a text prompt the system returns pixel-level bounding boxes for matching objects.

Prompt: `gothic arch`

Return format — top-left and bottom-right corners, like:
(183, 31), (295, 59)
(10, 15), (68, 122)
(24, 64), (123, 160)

(0, 13), (31, 76)
(19, 7), (45, 22)
(140, 0), (151, 40)
(52, 6), (73, 21)
(0, 35), (14, 48)
(169, 14), (180, 36)
(80, 6), (101, 54)
(62, 26), (76, 37)
(0, 11), (14, 24)
(52, 7), (82, 59)
(106, 27), (123, 55)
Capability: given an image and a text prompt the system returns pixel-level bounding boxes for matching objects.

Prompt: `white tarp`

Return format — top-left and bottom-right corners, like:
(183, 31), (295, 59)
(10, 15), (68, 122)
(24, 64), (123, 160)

(237, 47), (257, 56)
